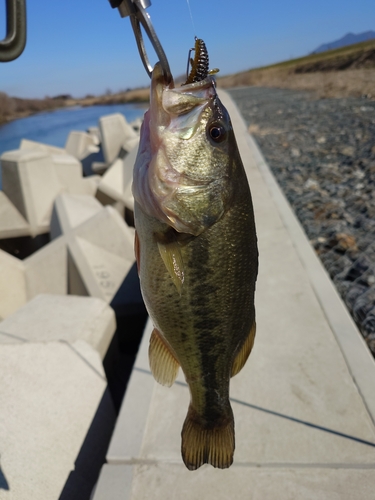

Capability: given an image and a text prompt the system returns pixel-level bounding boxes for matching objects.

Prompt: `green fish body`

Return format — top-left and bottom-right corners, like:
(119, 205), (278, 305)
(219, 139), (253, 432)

(133, 63), (258, 470)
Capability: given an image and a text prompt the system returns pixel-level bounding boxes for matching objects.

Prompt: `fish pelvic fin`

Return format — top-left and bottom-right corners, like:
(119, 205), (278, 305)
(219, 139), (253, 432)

(231, 321), (256, 378)
(149, 328), (180, 387)
(181, 404), (235, 471)
(157, 241), (185, 295)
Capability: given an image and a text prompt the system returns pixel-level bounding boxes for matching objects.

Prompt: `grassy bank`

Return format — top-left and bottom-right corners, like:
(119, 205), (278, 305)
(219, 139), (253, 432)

(217, 39), (375, 98)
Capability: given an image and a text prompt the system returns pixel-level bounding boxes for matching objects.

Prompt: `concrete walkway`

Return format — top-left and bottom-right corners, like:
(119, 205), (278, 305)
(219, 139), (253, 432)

(92, 90), (375, 500)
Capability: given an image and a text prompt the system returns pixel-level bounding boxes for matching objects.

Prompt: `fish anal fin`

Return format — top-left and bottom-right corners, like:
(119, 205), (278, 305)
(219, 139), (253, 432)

(181, 404), (234, 471)
(231, 321), (256, 378)
(157, 241), (184, 294)
(149, 328), (179, 387)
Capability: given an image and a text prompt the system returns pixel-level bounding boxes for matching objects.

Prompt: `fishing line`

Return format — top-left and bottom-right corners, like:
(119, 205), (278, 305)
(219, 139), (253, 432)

(186, 0), (196, 36)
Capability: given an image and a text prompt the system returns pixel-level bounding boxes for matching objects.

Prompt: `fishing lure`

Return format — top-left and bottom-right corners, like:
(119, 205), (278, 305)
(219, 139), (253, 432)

(184, 37), (219, 84)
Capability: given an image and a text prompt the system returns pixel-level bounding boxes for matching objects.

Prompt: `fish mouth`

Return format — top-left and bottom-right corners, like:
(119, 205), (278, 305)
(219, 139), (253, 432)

(152, 60), (216, 93)
(150, 63), (217, 129)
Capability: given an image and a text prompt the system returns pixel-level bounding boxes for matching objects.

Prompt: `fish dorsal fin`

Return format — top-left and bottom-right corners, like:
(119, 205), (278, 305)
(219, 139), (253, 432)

(149, 328), (180, 387)
(231, 321), (256, 377)
(157, 241), (185, 294)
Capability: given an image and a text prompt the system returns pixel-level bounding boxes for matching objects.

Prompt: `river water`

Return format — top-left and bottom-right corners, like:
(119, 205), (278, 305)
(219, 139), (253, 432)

(0, 102), (147, 189)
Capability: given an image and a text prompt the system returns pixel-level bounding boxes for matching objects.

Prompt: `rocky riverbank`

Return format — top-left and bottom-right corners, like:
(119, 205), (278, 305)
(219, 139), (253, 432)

(229, 86), (375, 355)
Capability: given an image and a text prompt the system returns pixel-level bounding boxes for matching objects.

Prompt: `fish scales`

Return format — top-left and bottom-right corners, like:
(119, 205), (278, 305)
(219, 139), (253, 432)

(133, 62), (258, 470)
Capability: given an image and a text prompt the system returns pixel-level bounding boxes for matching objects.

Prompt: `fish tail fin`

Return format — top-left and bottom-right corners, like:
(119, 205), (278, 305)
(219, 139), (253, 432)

(181, 404), (235, 471)
(149, 328), (179, 387)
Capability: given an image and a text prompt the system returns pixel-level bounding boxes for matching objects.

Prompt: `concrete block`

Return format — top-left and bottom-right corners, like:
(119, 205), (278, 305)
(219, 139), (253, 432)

(91, 161), (108, 174)
(65, 131), (99, 160)
(91, 464), (134, 500)
(50, 193), (103, 238)
(0, 340), (109, 500)
(96, 464), (375, 500)
(20, 138), (66, 155)
(66, 175), (101, 197)
(106, 321), (153, 463)
(96, 159), (127, 208)
(1, 149), (63, 235)
(0, 191), (31, 238)
(52, 193), (135, 303)
(69, 208), (135, 303)
(81, 148), (106, 177)
(51, 153), (82, 188)
(0, 237), (68, 319)
(0, 149), (101, 238)
(97, 145), (137, 211)
(122, 135), (139, 156)
(0, 294), (116, 359)
(50, 154), (100, 196)
(99, 113), (139, 165)
(0, 250), (27, 320)
(0, 192), (135, 319)
(25, 238), (68, 299)
(87, 126), (101, 145)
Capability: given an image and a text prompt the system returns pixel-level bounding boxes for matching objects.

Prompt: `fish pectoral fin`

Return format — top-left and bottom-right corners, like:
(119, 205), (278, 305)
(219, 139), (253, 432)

(157, 241), (185, 294)
(181, 404), (234, 471)
(231, 321), (256, 378)
(149, 328), (180, 387)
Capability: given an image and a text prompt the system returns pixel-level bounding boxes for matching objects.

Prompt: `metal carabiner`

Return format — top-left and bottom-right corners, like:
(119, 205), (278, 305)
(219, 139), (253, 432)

(109, 0), (173, 84)
(0, 0), (27, 62)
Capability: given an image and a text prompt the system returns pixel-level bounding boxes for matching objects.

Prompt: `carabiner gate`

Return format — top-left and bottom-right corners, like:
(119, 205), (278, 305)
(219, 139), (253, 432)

(0, 0), (27, 62)
(110, 0), (173, 85)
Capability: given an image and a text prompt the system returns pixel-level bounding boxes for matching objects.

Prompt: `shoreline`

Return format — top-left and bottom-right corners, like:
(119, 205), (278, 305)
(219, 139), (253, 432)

(0, 87), (150, 127)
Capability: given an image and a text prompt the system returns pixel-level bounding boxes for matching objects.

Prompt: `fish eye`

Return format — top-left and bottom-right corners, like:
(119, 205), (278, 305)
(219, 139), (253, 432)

(208, 122), (227, 143)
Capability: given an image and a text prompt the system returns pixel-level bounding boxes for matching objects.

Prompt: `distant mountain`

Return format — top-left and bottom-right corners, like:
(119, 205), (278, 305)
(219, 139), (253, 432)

(311, 31), (375, 54)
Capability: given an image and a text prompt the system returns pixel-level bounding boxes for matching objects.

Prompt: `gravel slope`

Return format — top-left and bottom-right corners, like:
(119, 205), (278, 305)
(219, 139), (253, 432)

(229, 86), (375, 355)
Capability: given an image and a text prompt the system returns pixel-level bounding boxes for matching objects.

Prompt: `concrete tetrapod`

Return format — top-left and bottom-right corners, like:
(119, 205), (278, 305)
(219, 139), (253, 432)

(0, 340), (115, 500)
(0, 237), (67, 319)
(0, 294), (117, 499)
(20, 138), (66, 154)
(1, 149), (64, 236)
(0, 148), (99, 238)
(0, 293), (116, 359)
(99, 113), (139, 165)
(50, 193), (135, 302)
(65, 130), (100, 160)
(96, 144), (138, 212)
(0, 193), (135, 319)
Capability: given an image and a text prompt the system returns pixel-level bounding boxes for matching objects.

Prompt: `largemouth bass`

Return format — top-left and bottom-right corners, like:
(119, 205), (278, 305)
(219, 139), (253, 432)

(132, 60), (258, 471)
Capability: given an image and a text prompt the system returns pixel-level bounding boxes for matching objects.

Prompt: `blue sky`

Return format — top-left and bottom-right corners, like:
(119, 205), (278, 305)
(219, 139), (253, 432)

(1, 0), (374, 99)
